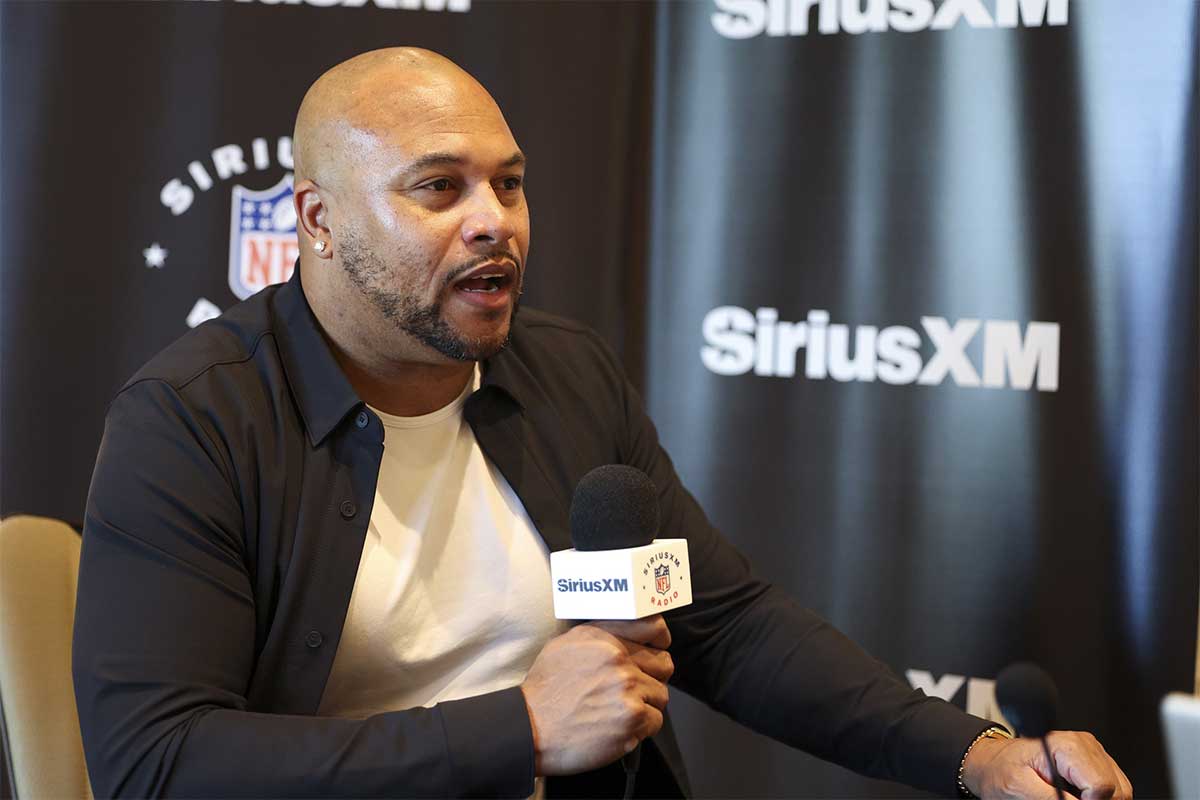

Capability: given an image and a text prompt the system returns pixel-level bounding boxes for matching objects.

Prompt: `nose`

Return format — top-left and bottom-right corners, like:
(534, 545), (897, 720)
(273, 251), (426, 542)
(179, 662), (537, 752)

(460, 184), (516, 250)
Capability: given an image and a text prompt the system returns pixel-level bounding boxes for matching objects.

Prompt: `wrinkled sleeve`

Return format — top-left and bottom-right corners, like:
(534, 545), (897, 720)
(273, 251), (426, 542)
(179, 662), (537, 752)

(73, 379), (534, 799)
(589, 334), (991, 797)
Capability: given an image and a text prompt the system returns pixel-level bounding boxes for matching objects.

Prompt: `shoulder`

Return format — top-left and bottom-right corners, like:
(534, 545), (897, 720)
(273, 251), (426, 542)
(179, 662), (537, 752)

(120, 286), (281, 395)
(495, 307), (634, 432)
(510, 307), (602, 343)
(506, 307), (621, 370)
(109, 287), (288, 438)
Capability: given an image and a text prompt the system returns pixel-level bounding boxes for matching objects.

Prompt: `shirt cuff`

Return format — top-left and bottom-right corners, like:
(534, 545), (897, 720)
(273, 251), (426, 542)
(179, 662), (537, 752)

(921, 707), (1001, 798)
(437, 686), (536, 798)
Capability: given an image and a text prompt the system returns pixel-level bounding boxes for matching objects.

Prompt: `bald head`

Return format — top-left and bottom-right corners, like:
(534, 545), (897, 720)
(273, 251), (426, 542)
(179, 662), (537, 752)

(294, 47), (502, 188)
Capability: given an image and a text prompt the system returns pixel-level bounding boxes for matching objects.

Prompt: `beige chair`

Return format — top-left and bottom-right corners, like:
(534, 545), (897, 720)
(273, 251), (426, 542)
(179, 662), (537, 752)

(0, 515), (92, 799)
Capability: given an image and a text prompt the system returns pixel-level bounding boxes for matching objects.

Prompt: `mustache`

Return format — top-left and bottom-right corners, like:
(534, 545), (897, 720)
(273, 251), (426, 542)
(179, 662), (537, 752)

(442, 251), (523, 289)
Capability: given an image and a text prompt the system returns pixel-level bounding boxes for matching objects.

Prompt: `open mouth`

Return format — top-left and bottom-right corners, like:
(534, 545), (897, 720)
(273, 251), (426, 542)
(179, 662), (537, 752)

(452, 261), (518, 296)
(455, 271), (514, 294)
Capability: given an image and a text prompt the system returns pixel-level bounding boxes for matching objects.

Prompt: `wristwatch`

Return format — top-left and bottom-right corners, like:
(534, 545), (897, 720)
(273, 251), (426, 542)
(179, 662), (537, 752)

(957, 726), (1014, 798)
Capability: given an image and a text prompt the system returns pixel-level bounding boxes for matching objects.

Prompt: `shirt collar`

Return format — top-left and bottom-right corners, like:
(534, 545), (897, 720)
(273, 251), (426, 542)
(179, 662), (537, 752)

(272, 265), (526, 447)
(478, 335), (530, 411)
(272, 266), (362, 447)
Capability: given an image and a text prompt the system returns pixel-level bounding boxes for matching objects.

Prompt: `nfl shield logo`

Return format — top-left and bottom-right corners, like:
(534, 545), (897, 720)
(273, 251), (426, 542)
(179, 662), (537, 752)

(228, 174), (298, 300)
(654, 564), (670, 595)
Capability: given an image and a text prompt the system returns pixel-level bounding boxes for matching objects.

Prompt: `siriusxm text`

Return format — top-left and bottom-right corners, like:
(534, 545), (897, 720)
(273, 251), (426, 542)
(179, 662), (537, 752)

(701, 307), (1059, 392)
(556, 578), (630, 593)
(643, 551), (683, 575)
(712, 0), (1068, 39)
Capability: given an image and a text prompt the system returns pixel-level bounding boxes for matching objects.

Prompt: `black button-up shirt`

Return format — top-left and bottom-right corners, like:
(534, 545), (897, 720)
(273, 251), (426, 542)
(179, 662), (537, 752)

(73, 268), (991, 798)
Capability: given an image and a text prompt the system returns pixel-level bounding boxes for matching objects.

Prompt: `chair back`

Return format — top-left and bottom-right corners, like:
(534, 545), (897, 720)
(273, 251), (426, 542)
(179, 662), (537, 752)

(0, 515), (92, 800)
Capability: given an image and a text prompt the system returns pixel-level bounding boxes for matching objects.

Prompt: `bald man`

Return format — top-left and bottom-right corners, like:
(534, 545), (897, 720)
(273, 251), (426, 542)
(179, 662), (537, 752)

(74, 49), (1131, 800)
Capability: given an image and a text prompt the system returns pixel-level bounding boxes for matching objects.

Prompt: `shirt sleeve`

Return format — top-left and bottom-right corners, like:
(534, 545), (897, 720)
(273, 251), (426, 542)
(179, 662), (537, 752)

(73, 378), (535, 799)
(592, 333), (993, 797)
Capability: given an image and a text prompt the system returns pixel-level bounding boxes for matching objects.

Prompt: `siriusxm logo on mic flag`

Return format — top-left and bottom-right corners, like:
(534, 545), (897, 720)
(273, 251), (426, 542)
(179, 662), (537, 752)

(551, 539), (693, 620)
(558, 578), (630, 592)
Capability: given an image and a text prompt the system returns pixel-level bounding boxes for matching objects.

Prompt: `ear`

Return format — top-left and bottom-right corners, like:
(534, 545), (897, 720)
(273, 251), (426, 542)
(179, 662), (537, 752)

(294, 178), (332, 259)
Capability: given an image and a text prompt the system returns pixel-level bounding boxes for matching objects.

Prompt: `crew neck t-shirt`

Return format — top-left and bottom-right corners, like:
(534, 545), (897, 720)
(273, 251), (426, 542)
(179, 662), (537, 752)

(318, 367), (568, 726)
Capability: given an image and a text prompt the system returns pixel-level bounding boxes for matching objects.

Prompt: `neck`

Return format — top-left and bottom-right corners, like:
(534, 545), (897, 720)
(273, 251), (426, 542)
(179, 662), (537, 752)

(335, 352), (473, 417)
(300, 260), (475, 416)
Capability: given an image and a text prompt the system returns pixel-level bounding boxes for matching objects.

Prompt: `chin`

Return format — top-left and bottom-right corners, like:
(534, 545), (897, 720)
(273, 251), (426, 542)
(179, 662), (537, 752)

(449, 304), (518, 359)
(418, 318), (512, 362)
(397, 296), (518, 362)
(458, 326), (513, 361)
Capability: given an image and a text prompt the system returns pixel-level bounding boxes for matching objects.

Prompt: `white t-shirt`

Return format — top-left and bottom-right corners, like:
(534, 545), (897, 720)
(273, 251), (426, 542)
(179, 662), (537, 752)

(318, 367), (568, 721)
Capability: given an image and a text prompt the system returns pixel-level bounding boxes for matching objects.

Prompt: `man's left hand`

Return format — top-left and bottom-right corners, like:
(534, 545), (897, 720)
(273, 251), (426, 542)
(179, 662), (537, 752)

(961, 730), (1133, 800)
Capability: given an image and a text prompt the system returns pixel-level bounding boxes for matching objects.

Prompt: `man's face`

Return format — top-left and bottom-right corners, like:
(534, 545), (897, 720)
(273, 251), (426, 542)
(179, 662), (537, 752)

(331, 80), (530, 363)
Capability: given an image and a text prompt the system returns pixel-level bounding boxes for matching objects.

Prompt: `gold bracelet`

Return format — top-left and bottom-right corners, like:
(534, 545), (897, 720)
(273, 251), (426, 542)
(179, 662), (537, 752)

(957, 726), (1013, 798)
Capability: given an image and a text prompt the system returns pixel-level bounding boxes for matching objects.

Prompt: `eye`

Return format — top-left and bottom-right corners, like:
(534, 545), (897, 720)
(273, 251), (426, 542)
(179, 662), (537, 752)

(424, 178), (453, 192)
(499, 176), (523, 191)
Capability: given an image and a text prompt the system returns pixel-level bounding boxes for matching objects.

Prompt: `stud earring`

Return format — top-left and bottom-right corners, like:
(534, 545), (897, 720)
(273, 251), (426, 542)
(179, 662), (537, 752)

(313, 240), (327, 253)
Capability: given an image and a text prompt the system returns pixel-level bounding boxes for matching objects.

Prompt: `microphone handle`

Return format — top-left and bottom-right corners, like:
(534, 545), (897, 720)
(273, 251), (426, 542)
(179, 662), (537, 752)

(621, 742), (642, 800)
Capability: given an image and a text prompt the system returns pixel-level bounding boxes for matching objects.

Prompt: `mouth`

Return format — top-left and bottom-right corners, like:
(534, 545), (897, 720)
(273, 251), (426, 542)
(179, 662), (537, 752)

(451, 260), (519, 297)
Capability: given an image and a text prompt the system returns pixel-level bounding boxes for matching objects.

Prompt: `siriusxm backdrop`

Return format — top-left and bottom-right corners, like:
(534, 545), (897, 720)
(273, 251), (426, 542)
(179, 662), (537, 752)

(1, 0), (1196, 797)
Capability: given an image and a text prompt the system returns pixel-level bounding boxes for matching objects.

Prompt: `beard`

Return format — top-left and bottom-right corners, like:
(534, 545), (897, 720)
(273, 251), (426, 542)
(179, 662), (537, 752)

(339, 229), (519, 362)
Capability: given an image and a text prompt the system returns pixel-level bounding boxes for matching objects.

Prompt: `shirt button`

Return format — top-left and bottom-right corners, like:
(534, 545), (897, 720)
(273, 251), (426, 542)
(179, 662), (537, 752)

(305, 630), (323, 648)
(339, 500), (357, 519)
(355, 411), (369, 429)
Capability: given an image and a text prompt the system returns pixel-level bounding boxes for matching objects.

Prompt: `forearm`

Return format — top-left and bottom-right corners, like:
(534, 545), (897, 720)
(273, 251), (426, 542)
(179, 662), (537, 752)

(605, 334), (992, 794)
(121, 690), (534, 799)
(671, 585), (991, 795)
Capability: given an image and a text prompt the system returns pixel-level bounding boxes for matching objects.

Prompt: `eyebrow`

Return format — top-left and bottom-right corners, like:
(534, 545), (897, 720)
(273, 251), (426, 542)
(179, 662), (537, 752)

(401, 150), (526, 176)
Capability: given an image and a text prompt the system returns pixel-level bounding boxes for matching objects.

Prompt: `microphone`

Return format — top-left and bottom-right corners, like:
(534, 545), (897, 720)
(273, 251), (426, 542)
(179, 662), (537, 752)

(569, 464), (660, 551)
(551, 465), (693, 621)
(995, 662), (1072, 799)
(553, 465), (693, 800)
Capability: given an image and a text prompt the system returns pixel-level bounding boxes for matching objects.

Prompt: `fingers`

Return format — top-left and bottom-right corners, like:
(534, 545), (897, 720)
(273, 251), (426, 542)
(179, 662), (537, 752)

(1045, 732), (1131, 800)
(620, 687), (665, 741)
(1115, 763), (1133, 799)
(639, 701), (664, 740)
(611, 667), (666, 753)
(625, 641), (675, 683)
(581, 617), (675, 682)
(633, 667), (669, 710)
(591, 615), (672, 649)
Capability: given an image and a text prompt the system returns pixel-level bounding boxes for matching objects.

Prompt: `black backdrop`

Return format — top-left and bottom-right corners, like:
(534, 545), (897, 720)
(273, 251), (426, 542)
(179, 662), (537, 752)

(647, 2), (1198, 797)
(2, 1), (1196, 797)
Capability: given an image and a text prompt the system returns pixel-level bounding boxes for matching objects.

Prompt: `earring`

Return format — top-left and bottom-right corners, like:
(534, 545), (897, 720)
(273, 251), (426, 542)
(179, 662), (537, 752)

(313, 240), (327, 253)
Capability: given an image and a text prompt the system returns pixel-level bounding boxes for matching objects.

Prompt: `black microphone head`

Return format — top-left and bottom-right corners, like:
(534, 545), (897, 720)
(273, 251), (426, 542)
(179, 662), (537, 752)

(569, 465), (660, 551)
(995, 661), (1060, 738)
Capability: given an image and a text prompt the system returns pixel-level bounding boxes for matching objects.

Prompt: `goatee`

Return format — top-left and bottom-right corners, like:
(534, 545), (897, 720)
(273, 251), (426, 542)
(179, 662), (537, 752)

(340, 231), (520, 362)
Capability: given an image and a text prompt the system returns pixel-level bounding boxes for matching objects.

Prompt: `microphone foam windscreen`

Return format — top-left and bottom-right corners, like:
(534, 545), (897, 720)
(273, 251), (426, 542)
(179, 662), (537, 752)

(995, 661), (1060, 738)
(569, 465), (660, 551)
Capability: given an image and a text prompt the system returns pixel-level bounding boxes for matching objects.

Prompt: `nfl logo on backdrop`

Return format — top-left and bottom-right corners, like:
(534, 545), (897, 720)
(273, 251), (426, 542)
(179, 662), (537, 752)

(228, 174), (298, 300)
(655, 563), (670, 595)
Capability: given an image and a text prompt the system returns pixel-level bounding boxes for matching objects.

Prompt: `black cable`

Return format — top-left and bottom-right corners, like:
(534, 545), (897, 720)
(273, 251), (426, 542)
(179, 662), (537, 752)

(1041, 737), (1066, 800)
(621, 743), (641, 800)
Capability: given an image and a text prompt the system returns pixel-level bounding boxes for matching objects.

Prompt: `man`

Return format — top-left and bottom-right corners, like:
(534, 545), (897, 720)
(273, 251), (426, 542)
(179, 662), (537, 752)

(73, 48), (1131, 799)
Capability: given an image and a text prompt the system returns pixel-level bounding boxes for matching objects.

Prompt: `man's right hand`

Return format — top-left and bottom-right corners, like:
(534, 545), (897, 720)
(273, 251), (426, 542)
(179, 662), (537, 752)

(520, 615), (674, 776)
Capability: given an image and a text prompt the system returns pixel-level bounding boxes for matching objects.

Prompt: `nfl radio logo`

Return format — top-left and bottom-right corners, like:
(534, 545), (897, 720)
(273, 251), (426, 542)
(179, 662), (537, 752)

(654, 564), (670, 595)
(228, 174), (299, 300)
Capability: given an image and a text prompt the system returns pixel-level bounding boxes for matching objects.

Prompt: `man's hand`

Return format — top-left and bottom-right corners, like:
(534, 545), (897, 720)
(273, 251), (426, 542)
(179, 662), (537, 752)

(962, 731), (1133, 800)
(520, 615), (674, 776)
